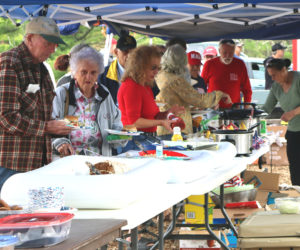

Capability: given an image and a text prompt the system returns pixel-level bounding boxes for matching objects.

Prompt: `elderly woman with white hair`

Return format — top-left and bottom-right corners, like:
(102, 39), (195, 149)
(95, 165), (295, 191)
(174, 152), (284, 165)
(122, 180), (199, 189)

(52, 46), (123, 157)
(155, 44), (232, 136)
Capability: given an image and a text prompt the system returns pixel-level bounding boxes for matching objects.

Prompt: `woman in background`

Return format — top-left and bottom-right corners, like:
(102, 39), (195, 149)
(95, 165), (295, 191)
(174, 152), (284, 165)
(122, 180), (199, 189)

(155, 44), (231, 137)
(117, 45), (184, 150)
(263, 58), (300, 185)
(52, 46), (122, 157)
(54, 43), (90, 87)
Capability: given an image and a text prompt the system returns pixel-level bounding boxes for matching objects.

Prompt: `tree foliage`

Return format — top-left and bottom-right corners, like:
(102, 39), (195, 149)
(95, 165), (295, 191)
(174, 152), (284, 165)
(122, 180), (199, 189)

(242, 39), (292, 60)
(0, 17), (293, 82)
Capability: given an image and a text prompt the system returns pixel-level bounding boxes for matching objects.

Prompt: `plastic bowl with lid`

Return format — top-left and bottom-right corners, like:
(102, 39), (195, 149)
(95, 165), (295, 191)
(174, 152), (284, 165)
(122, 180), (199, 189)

(0, 213), (74, 248)
(275, 197), (300, 214)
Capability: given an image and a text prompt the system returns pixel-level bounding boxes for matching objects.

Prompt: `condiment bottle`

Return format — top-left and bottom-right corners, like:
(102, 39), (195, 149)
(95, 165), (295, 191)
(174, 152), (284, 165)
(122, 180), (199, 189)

(171, 126), (183, 141)
(167, 113), (185, 130)
(156, 144), (163, 158)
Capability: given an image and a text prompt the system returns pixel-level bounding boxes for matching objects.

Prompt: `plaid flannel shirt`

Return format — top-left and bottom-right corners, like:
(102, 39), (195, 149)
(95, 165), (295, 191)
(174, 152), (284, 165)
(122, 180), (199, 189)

(0, 42), (55, 172)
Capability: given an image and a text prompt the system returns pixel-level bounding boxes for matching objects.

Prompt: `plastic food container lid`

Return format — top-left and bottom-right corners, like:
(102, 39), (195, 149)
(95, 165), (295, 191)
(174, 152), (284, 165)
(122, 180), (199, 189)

(0, 213), (74, 229)
(0, 235), (19, 247)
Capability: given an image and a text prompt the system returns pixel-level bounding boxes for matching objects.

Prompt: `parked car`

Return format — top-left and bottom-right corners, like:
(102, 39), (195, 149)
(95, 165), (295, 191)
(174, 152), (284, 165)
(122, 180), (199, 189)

(243, 57), (270, 107)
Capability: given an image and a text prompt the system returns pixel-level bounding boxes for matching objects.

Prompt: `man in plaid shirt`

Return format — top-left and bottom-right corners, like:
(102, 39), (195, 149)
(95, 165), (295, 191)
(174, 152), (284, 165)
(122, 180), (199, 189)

(0, 17), (73, 191)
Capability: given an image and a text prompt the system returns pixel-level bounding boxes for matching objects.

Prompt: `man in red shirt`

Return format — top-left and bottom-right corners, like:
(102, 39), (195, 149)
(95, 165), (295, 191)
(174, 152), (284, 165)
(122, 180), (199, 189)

(201, 39), (252, 109)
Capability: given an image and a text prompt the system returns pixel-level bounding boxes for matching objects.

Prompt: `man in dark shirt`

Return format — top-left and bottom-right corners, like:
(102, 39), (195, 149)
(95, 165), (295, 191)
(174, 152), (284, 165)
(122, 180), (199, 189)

(187, 51), (207, 93)
(264, 43), (286, 90)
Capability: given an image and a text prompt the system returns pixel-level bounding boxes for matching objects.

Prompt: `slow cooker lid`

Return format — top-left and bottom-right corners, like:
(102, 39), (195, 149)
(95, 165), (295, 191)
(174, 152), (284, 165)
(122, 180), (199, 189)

(221, 107), (265, 120)
(212, 129), (253, 134)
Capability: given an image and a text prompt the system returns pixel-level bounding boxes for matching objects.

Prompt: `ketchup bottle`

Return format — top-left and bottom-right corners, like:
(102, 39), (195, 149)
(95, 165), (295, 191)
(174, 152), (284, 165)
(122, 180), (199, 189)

(167, 113), (185, 130)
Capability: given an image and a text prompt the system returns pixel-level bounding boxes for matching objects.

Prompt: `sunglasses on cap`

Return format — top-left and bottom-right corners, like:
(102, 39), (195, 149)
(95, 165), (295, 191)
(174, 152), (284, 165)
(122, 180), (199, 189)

(219, 39), (235, 46)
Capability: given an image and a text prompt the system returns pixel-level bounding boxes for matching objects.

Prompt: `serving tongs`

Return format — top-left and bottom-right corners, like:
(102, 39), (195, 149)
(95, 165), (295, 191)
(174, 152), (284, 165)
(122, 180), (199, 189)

(143, 133), (162, 144)
(135, 141), (148, 154)
(85, 161), (101, 175)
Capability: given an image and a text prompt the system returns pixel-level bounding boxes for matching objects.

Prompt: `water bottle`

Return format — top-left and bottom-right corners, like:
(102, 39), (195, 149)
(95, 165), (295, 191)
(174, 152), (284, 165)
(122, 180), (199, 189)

(171, 126), (183, 141)
(156, 144), (163, 158)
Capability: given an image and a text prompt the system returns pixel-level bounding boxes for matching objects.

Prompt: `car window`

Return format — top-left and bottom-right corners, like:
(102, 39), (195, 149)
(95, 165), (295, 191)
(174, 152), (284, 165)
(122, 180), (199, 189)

(251, 62), (265, 80)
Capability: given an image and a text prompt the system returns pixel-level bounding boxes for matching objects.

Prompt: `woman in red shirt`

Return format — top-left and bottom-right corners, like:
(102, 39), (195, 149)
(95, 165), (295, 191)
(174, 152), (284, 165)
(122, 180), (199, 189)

(117, 45), (184, 150)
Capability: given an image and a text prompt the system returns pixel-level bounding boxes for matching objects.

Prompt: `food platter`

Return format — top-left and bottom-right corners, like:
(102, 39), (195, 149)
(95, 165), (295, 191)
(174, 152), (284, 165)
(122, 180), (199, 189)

(105, 129), (143, 136)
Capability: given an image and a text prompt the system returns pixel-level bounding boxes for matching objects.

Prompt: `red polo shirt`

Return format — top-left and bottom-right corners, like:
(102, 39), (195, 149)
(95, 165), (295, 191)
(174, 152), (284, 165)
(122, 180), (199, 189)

(201, 57), (252, 108)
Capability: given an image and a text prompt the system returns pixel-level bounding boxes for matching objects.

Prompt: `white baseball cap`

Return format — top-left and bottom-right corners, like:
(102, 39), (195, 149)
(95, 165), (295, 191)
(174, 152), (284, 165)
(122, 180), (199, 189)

(26, 16), (66, 45)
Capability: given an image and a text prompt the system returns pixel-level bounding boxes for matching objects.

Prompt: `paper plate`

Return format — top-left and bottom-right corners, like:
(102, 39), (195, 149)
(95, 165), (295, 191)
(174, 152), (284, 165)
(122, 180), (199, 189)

(105, 129), (143, 136)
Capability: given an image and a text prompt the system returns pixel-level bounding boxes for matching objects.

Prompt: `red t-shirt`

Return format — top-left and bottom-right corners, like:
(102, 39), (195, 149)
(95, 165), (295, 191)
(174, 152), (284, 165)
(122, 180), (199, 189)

(201, 57), (252, 108)
(117, 78), (160, 132)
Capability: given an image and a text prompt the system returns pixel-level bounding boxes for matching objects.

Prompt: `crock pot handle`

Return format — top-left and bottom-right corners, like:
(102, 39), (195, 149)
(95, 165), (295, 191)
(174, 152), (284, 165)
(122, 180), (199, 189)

(232, 102), (256, 109)
(221, 138), (236, 145)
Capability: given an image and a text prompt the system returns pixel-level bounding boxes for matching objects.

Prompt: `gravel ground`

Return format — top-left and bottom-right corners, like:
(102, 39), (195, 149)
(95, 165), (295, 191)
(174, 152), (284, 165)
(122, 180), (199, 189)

(106, 164), (291, 249)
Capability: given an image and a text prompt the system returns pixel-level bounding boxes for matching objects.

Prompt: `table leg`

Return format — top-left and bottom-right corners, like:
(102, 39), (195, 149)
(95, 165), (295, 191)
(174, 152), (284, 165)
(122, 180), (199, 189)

(204, 193), (230, 250)
(151, 204), (181, 249)
(258, 156), (263, 169)
(130, 227), (138, 250)
(219, 184), (238, 236)
(158, 212), (164, 250)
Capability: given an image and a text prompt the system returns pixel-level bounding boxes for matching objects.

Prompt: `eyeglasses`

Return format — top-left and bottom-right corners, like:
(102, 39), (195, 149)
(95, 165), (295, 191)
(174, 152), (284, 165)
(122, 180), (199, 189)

(219, 39), (235, 46)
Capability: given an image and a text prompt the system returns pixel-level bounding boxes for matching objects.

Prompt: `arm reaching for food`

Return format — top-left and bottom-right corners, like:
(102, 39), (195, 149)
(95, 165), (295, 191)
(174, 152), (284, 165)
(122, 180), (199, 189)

(57, 143), (75, 157)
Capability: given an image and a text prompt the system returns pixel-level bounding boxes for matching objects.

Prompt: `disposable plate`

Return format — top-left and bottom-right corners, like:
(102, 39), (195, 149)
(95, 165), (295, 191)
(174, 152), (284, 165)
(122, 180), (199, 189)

(105, 129), (143, 136)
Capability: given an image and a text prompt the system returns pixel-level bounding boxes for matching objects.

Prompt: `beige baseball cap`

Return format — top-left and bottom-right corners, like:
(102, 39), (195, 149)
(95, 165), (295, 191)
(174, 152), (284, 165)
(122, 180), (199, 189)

(25, 16), (66, 45)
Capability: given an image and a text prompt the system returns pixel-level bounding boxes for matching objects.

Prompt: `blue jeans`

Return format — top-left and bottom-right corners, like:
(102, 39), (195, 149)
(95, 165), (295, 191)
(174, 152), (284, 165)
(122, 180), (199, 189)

(0, 167), (19, 192)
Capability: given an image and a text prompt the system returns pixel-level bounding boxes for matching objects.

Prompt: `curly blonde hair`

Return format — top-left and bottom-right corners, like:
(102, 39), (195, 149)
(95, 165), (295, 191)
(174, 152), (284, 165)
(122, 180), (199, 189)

(121, 45), (161, 86)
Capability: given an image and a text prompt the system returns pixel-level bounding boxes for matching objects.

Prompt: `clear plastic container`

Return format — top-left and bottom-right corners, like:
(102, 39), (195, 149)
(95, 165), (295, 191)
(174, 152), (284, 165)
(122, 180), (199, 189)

(0, 235), (18, 250)
(0, 213), (74, 248)
(275, 197), (300, 214)
(0, 209), (29, 219)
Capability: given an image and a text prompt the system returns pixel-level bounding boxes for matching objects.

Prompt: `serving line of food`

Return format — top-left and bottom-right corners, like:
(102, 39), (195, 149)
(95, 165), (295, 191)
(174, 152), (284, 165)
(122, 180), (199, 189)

(0, 138), (270, 249)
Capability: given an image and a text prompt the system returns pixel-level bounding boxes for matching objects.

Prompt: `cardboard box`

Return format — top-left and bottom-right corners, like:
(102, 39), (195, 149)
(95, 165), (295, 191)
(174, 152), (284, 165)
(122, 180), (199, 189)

(179, 230), (221, 250)
(280, 190), (300, 197)
(185, 195), (214, 229)
(266, 124), (287, 137)
(213, 208), (264, 220)
(243, 170), (280, 192)
(255, 190), (270, 207)
(263, 142), (289, 166)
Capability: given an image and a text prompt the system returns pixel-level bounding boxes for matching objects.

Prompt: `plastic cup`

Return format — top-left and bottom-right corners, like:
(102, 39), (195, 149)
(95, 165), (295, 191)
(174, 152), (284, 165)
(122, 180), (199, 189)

(28, 187), (64, 212)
